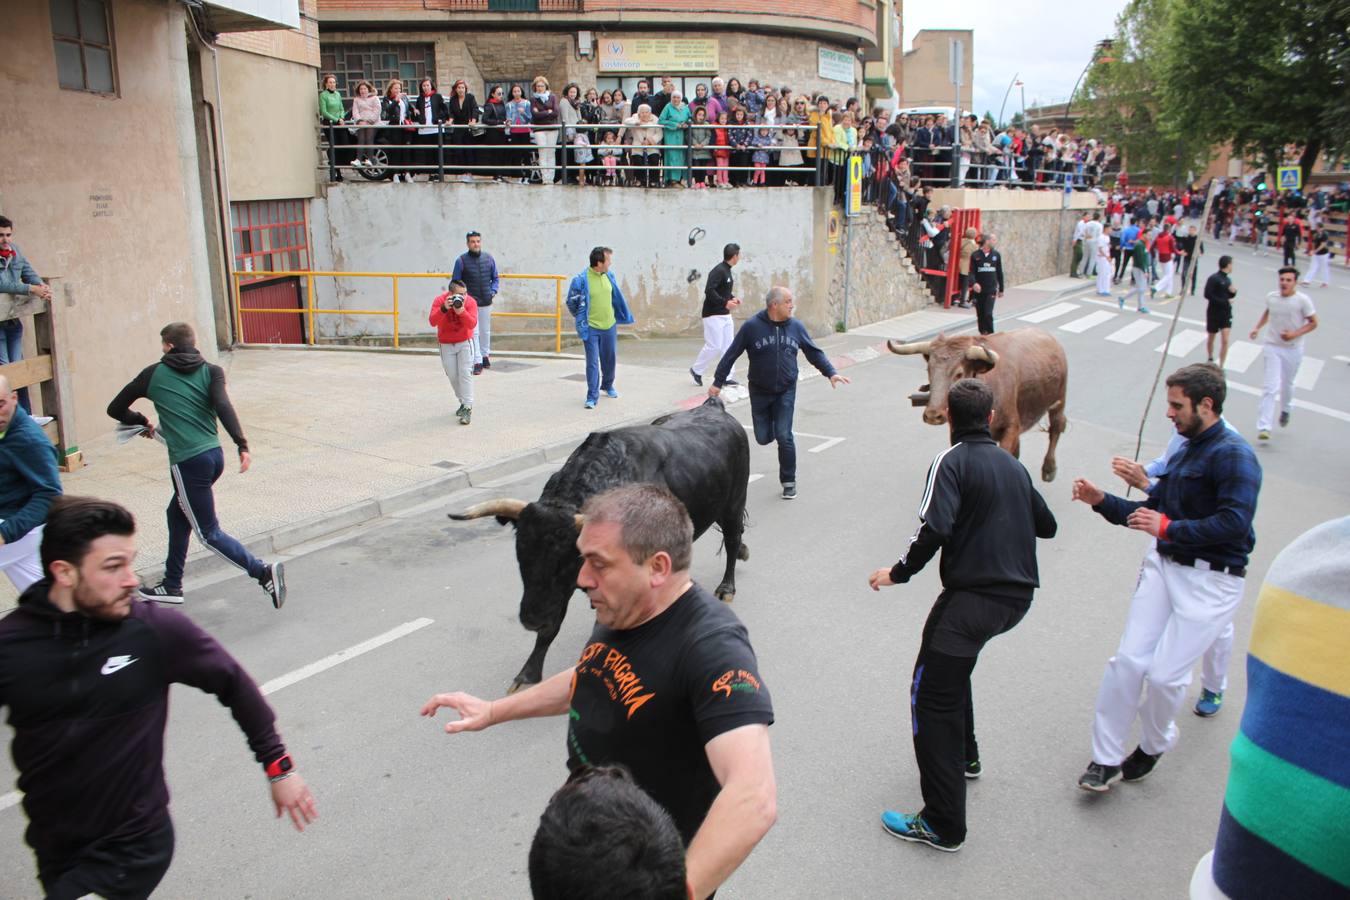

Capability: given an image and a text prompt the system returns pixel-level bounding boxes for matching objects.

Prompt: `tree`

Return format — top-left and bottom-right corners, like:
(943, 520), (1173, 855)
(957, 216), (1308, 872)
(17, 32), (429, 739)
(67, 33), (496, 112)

(1159, 0), (1349, 184)
(1079, 0), (1211, 186)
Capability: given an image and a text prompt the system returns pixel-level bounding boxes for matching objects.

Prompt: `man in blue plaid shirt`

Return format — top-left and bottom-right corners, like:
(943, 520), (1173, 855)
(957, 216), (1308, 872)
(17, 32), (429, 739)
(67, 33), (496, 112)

(1070, 363), (1261, 792)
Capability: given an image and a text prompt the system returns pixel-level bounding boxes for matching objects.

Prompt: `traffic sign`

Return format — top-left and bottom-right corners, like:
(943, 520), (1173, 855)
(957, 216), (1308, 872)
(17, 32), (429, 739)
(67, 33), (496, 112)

(846, 155), (863, 217)
(1277, 166), (1302, 191)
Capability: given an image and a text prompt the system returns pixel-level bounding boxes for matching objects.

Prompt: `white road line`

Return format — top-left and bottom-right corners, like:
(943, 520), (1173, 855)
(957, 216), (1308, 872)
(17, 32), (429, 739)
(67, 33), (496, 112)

(1081, 296), (1208, 327)
(747, 473), (764, 483)
(808, 437), (846, 453)
(1059, 310), (1118, 333)
(1154, 329), (1208, 357)
(1223, 342), (1262, 374)
(1334, 355), (1350, 364)
(1228, 381), (1350, 423)
(0, 791), (18, 812)
(259, 618), (435, 696)
(1105, 319), (1162, 344)
(1294, 357), (1324, 390)
(1019, 302), (1080, 324)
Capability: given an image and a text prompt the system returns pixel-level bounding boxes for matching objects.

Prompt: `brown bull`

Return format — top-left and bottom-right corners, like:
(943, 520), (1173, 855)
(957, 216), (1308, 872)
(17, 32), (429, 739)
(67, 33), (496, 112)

(888, 327), (1068, 481)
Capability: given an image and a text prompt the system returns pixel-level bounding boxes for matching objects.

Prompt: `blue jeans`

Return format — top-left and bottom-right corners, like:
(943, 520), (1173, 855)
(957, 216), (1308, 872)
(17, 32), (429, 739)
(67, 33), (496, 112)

(0, 319), (30, 412)
(164, 447), (265, 590)
(749, 387), (796, 485)
(583, 324), (618, 403)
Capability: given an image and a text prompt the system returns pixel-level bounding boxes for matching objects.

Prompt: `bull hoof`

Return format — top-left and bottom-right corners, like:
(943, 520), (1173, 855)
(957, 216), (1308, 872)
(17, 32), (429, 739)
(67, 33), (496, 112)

(1042, 466), (1057, 483)
(507, 677), (537, 695)
(716, 590), (735, 604)
(737, 543), (750, 562)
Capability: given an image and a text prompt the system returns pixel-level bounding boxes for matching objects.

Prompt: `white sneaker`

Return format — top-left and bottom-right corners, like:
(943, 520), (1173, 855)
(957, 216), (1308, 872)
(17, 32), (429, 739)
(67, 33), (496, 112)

(460, 174), (474, 183)
(351, 158), (364, 168)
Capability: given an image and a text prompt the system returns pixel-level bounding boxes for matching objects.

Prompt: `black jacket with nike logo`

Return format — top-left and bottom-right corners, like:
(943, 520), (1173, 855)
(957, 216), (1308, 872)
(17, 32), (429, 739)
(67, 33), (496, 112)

(890, 425), (1058, 601)
(0, 580), (285, 861)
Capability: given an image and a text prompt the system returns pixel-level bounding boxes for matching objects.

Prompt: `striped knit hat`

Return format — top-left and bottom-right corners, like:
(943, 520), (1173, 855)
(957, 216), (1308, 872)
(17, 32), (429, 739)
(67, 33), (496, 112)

(1190, 516), (1350, 897)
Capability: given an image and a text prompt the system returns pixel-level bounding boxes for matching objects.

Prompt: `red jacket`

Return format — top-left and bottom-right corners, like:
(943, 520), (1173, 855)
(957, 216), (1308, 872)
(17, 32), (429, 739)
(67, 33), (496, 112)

(1154, 231), (1176, 262)
(429, 292), (478, 343)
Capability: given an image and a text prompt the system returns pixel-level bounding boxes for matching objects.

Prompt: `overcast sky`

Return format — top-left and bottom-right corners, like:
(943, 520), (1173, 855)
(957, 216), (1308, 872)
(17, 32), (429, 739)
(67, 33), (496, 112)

(904, 0), (1129, 121)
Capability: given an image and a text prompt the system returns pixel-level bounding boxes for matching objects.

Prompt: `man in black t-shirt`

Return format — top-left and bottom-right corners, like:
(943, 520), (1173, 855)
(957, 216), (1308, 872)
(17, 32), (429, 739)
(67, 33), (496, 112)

(1203, 255), (1238, 367)
(423, 484), (775, 900)
(690, 243), (742, 387)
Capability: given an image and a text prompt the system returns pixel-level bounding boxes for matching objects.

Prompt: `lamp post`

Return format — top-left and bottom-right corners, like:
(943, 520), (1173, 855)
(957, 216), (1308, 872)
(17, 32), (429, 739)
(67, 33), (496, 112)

(1064, 38), (1115, 125)
(997, 71), (1019, 129)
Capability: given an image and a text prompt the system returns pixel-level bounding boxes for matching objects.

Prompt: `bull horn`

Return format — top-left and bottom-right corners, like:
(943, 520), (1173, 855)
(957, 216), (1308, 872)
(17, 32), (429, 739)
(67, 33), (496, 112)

(965, 345), (999, 367)
(888, 339), (933, 356)
(574, 514), (585, 532)
(449, 498), (528, 521)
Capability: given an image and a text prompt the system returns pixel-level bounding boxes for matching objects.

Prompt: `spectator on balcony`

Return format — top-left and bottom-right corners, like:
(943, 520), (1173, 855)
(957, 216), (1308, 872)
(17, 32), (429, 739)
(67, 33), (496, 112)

(0, 217), (53, 415)
(446, 79), (481, 183)
(607, 89), (628, 131)
(910, 115), (932, 184)
(581, 87), (603, 128)
(712, 110), (732, 189)
(504, 84), (533, 184)
(805, 95), (835, 184)
(728, 106), (754, 188)
(350, 80), (381, 170)
(726, 78), (745, 108)
(956, 115), (975, 187)
(689, 106), (713, 189)
(658, 91), (691, 188)
(708, 77), (730, 121)
(529, 76), (560, 184)
(689, 83), (712, 121)
(629, 79), (654, 118)
(414, 78), (449, 182)
(597, 130), (621, 186)
(743, 79), (767, 121)
(481, 84), (508, 182)
(559, 83), (583, 184)
(972, 121), (996, 188)
(319, 73), (346, 183)
(831, 111), (857, 205)
(598, 89), (619, 131)
(621, 104), (663, 189)
(380, 79), (415, 183)
(650, 77), (674, 118)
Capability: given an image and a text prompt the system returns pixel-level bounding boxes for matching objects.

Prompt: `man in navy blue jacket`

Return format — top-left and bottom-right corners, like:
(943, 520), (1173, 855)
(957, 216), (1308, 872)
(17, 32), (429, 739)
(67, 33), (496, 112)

(0, 374), (61, 590)
(709, 286), (848, 499)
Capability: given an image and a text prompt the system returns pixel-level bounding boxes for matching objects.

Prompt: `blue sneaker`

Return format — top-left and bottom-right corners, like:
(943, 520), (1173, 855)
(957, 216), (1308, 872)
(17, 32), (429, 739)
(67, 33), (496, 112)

(1117, 295), (1125, 310)
(1138, 306), (1150, 314)
(604, 388), (619, 399)
(880, 811), (962, 852)
(584, 399), (596, 409)
(1194, 689), (1223, 717)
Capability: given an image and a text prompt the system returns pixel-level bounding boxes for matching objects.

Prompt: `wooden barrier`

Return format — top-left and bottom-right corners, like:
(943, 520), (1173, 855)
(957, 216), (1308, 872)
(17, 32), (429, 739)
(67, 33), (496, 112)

(0, 286), (79, 470)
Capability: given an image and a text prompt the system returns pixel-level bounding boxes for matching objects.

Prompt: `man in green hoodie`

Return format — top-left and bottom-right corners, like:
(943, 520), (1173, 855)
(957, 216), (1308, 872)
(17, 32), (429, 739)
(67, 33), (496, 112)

(107, 323), (285, 608)
(0, 374), (61, 590)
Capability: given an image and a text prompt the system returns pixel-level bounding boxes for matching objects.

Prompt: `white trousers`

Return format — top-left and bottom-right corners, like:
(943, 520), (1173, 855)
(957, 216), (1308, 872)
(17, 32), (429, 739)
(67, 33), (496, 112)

(1155, 259), (1176, 295)
(533, 129), (558, 180)
(0, 523), (44, 591)
(471, 305), (492, 363)
(1091, 550), (1244, 765)
(438, 340), (475, 408)
(1079, 238), (1098, 276)
(1095, 255), (1112, 294)
(1201, 621), (1234, 694)
(1306, 253), (1331, 284)
(1257, 343), (1302, 431)
(692, 314), (736, 378)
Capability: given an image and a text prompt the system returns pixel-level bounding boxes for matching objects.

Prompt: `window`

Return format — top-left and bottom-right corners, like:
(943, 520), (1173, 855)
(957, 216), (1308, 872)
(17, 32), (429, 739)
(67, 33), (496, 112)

(231, 201), (310, 282)
(318, 43), (436, 98)
(51, 0), (116, 94)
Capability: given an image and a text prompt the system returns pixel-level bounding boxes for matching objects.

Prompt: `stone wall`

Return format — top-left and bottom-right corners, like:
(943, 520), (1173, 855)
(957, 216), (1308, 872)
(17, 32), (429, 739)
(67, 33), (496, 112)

(826, 210), (929, 330)
(975, 208), (1084, 287)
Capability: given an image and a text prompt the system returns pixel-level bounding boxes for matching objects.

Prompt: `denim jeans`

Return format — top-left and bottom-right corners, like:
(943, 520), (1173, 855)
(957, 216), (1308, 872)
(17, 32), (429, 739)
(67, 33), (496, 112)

(749, 387), (796, 484)
(164, 447), (265, 590)
(0, 319), (30, 412)
(583, 324), (618, 403)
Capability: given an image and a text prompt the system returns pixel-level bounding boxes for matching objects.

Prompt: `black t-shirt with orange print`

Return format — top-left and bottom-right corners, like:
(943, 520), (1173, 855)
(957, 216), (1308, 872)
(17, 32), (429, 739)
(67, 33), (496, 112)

(565, 583), (774, 843)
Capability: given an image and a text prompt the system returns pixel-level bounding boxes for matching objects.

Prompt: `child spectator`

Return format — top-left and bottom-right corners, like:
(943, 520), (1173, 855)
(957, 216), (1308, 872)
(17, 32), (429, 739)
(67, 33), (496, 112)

(750, 126), (775, 184)
(688, 106), (713, 189)
(572, 130), (594, 185)
(597, 131), (621, 186)
(713, 111), (732, 189)
(743, 79), (767, 121)
(859, 136), (875, 202)
(728, 106), (753, 186)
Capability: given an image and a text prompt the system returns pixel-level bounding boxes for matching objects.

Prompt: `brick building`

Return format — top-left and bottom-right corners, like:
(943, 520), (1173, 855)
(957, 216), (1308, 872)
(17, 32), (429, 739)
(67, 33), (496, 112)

(317, 0), (900, 111)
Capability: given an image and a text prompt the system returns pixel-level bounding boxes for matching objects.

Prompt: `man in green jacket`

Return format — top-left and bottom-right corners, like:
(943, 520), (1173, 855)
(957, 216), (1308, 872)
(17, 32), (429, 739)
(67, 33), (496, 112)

(107, 323), (285, 608)
(1118, 233), (1152, 314)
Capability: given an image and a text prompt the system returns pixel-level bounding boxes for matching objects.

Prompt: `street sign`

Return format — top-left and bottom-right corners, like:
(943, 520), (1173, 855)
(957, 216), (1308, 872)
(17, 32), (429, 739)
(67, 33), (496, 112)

(846, 156), (863, 217)
(1277, 166), (1302, 191)
(827, 209), (840, 249)
(949, 39), (964, 87)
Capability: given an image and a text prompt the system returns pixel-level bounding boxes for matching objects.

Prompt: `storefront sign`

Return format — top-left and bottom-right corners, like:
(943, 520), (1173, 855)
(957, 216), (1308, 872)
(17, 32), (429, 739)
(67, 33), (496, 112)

(598, 38), (719, 73)
(818, 47), (855, 84)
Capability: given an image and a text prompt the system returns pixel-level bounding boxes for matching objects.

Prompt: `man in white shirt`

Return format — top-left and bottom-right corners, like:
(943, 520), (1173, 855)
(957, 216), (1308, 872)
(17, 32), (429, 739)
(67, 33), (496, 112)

(1249, 267), (1318, 441)
(1070, 213), (1090, 278)
(1079, 213), (1104, 278)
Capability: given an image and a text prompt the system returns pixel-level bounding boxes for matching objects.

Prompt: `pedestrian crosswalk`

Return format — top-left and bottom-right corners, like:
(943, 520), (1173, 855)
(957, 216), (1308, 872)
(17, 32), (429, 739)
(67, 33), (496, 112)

(1016, 300), (1329, 388)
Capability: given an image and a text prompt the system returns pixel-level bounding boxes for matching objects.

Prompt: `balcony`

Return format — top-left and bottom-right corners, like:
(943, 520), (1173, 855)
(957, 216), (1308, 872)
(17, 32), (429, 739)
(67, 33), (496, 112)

(424, 0), (584, 9)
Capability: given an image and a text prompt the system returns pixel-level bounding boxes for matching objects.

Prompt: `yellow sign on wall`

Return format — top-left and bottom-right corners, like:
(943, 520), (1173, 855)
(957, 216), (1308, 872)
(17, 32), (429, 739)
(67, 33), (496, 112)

(598, 38), (720, 73)
(846, 156), (863, 217)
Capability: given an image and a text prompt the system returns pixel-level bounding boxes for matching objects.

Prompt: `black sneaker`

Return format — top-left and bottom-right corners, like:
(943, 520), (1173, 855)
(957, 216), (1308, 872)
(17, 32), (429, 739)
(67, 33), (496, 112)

(259, 562), (286, 609)
(1077, 761), (1122, 792)
(964, 760), (982, 780)
(1279, 411), (1290, 428)
(689, 367), (703, 387)
(724, 378), (740, 386)
(782, 483), (797, 500)
(1121, 746), (1161, 782)
(481, 356), (491, 369)
(139, 582), (184, 604)
(472, 363), (483, 376)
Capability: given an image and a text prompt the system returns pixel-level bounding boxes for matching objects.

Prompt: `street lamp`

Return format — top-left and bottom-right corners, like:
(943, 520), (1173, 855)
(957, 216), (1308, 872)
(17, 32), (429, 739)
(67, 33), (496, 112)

(1064, 38), (1115, 124)
(997, 71), (1019, 129)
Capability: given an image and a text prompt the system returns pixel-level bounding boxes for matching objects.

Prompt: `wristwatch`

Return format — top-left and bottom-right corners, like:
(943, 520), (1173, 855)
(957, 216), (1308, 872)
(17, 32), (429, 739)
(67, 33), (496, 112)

(265, 754), (294, 782)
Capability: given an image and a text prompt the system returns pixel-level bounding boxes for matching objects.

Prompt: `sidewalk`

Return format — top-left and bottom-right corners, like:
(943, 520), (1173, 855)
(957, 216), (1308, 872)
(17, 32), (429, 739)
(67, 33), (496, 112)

(1, 275), (1087, 608)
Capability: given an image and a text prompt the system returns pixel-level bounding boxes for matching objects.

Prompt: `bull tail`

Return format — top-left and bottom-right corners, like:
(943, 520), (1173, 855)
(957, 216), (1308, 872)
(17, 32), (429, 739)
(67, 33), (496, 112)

(702, 395), (726, 411)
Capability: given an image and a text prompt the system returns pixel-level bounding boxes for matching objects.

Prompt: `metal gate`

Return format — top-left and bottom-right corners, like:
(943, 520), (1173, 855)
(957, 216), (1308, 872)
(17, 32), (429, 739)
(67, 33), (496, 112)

(239, 276), (305, 344)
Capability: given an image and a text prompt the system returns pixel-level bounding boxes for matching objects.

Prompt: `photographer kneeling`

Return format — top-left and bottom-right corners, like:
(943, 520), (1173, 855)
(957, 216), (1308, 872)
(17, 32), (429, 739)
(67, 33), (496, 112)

(429, 279), (479, 425)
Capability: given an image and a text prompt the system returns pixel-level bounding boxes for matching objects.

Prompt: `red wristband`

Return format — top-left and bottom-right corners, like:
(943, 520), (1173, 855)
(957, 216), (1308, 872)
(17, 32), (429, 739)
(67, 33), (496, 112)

(1157, 513), (1171, 539)
(265, 754), (294, 779)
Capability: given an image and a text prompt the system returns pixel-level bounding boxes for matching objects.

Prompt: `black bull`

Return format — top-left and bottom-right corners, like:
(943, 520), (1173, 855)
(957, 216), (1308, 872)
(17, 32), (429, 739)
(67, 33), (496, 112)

(448, 398), (751, 693)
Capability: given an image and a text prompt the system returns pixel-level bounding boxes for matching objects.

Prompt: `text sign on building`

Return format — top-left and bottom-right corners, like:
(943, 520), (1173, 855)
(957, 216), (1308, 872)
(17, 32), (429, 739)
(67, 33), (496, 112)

(818, 47), (854, 84)
(598, 38), (719, 73)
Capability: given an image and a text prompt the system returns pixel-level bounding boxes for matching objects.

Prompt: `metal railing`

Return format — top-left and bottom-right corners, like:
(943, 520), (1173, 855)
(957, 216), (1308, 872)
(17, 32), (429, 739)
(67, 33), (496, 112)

(229, 270), (566, 352)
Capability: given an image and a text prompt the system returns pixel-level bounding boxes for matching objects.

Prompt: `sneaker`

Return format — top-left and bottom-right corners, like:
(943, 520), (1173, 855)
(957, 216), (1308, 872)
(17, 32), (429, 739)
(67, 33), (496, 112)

(1117, 295), (1126, 310)
(584, 399), (596, 409)
(351, 158), (364, 168)
(139, 582), (184, 604)
(1258, 430), (1270, 441)
(1138, 306), (1150, 314)
(1194, 689), (1224, 717)
(454, 404), (466, 419)
(1077, 761), (1122, 792)
(259, 562), (286, 610)
(964, 760), (982, 780)
(458, 407), (472, 426)
(604, 388), (619, 399)
(1278, 411), (1290, 428)
(880, 811), (962, 852)
(689, 367), (703, 387)
(472, 363), (483, 376)
(782, 483), (797, 500)
(1121, 746), (1161, 782)
(481, 356), (491, 369)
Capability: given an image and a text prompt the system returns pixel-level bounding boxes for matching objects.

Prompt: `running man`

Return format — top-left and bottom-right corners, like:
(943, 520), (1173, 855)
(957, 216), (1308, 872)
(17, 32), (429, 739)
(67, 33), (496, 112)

(1249, 267), (1317, 441)
(107, 322), (286, 607)
(1203, 256), (1238, 367)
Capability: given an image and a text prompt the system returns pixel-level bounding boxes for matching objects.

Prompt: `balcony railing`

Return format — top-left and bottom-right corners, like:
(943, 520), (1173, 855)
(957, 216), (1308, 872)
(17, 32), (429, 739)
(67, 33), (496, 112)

(425, 0), (585, 10)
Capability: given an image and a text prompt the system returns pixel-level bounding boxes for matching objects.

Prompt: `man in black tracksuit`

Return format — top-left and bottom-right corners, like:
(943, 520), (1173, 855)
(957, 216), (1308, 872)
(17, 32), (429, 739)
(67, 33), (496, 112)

(968, 234), (1005, 335)
(0, 498), (317, 898)
(869, 379), (1056, 852)
(1280, 215), (1302, 267)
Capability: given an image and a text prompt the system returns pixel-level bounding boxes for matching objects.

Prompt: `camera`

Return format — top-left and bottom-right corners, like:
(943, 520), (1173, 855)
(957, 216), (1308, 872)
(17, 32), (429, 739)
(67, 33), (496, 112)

(446, 295), (464, 310)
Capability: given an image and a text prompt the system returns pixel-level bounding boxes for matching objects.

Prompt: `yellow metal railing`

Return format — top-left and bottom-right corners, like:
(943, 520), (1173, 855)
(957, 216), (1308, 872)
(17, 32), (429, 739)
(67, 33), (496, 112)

(229, 270), (566, 352)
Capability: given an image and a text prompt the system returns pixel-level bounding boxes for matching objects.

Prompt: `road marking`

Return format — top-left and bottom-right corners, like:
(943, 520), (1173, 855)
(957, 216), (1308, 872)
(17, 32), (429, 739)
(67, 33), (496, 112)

(259, 618), (435, 696)
(748, 473), (764, 483)
(742, 426), (845, 453)
(1104, 319), (1162, 344)
(1223, 341), (1262, 374)
(0, 791), (17, 812)
(1081, 296), (1207, 327)
(1227, 382), (1350, 423)
(1294, 357), (1324, 390)
(1334, 355), (1350, 364)
(1059, 310), (1118, 333)
(808, 437), (847, 453)
(1154, 329), (1208, 357)
(1019, 302), (1079, 324)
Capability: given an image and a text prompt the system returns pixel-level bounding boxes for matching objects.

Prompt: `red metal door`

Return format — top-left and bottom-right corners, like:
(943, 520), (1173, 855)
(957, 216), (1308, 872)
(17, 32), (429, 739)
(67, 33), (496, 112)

(239, 277), (304, 344)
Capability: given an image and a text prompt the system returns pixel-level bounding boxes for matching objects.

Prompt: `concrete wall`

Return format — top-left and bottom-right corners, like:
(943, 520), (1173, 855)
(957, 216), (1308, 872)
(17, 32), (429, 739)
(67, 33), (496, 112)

(0, 0), (217, 445)
(217, 47), (320, 201)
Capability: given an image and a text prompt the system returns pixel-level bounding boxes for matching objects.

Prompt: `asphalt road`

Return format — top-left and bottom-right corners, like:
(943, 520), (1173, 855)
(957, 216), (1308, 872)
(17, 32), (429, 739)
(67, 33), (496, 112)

(1, 240), (1346, 898)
